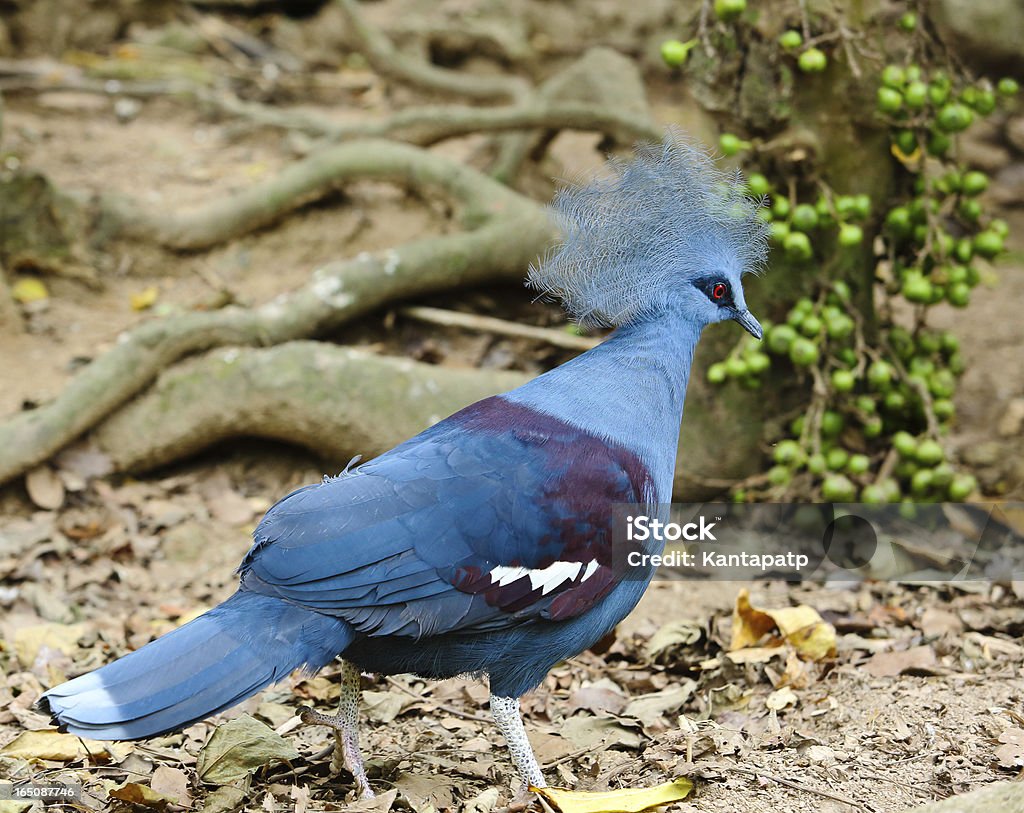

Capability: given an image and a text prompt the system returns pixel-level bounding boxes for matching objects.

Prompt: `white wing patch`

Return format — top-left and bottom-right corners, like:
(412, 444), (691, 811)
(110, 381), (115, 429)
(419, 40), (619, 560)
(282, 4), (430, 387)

(489, 559), (601, 596)
(489, 565), (530, 587)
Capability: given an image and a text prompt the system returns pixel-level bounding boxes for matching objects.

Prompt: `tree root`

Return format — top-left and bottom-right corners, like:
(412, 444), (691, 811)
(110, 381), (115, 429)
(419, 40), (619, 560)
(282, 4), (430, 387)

(92, 342), (529, 473)
(89, 341), (742, 499)
(216, 95), (661, 148)
(336, 0), (528, 102)
(489, 47), (656, 183)
(0, 70), (655, 150)
(0, 141), (553, 486)
(95, 137), (533, 250)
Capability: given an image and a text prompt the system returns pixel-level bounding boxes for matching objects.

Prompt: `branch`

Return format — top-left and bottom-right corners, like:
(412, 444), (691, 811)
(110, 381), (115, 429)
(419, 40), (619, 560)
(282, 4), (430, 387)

(92, 342), (530, 473)
(0, 144), (553, 486)
(397, 305), (600, 351)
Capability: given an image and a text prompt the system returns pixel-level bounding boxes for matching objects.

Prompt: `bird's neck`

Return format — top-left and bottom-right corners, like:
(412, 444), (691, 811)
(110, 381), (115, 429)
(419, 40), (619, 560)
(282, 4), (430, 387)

(504, 316), (703, 500)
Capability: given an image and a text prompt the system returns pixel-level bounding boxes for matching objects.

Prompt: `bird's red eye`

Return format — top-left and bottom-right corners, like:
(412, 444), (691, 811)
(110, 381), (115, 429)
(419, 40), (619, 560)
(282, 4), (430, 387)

(712, 283), (727, 300)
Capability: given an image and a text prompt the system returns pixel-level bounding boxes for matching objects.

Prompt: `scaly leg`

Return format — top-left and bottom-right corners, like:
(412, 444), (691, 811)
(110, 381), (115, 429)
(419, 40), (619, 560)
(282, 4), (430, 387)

(300, 661), (374, 799)
(490, 695), (546, 789)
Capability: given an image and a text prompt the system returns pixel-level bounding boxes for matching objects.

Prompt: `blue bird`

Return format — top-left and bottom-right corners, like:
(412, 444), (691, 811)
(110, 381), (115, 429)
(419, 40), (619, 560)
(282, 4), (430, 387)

(41, 135), (769, 797)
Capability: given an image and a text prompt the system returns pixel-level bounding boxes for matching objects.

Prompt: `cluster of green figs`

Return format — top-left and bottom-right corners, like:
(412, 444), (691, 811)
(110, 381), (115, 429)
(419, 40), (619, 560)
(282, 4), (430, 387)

(660, 4), (1015, 504)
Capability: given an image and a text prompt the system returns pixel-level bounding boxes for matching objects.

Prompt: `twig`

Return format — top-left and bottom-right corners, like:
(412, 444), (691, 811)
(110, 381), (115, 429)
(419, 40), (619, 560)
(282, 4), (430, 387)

(838, 23), (863, 79)
(798, 0), (812, 42)
(697, 0), (717, 58)
(874, 448), (899, 485)
(729, 765), (864, 809)
(398, 305), (600, 351)
(384, 676), (492, 723)
(858, 771), (939, 798)
(880, 336), (941, 439)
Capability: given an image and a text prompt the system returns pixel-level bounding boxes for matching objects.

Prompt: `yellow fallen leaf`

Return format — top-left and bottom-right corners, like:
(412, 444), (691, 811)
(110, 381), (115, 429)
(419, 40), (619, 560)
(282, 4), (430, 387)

(109, 783), (173, 809)
(13, 622), (89, 668)
(729, 590), (777, 650)
(532, 778), (693, 813)
(130, 286), (159, 311)
(0, 730), (109, 762)
(11, 277), (49, 304)
(725, 643), (785, 664)
(730, 589), (836, 661)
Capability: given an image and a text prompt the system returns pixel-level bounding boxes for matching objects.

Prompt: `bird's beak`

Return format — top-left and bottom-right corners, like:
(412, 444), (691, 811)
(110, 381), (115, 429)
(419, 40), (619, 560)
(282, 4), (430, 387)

(732, 309), (763, 340)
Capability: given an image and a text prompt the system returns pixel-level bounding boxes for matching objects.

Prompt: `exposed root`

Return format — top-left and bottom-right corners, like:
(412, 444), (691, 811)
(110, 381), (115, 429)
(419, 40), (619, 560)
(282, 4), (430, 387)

(92, 342), (529, 473)
(96, 138), (533, 250)
(224, 97), (661, 147)
(336, 0), (528, 102)
(0, 142), (552, 486)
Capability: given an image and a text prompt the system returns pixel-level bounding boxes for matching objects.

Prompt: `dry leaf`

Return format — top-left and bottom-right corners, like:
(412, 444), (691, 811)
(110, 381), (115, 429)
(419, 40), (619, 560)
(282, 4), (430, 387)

(13, 622), (88, 668)
(197, 714), (299, 785)
(464, 788), (501, 813)
(361, 690), (404, 723)
(346, 788), (398, 812)
(644, 620), (703, 659)
(25, 466), (65, 510)
(150, 765), (190, 805)
(532, 778), (693, 813)
(863, 645), (938, 677)
(290, 786), (310, 813)
(622, 683), (695, 727)
(730, 589), (836, 661)
(568, 680), (628, 716)
(919, 608), (963, 637)
(765, 686), (798, 711)
(0, 730), (110, 762)
(995, 729), (1024, 768)
(109, 783), (173, 809)
(560, 716), (643, 750)
(200, 785), (247, 813)
(725, 644), (785, 665)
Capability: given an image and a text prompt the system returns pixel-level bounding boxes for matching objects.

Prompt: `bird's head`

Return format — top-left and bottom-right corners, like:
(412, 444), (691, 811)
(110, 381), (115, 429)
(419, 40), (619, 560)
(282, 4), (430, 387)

(528, 132), (770, 338)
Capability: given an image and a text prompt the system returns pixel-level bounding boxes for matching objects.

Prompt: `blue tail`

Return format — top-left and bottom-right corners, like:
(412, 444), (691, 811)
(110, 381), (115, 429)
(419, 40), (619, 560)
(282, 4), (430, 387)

(40, 591), (354, 740)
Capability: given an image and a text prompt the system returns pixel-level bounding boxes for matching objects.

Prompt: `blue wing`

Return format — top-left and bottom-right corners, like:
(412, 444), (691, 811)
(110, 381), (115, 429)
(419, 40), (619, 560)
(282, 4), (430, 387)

(239, 396), (653, 639)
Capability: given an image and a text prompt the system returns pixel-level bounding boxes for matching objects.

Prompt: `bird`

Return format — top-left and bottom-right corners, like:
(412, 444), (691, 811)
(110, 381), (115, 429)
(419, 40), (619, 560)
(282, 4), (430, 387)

(40, 134), (769, 798)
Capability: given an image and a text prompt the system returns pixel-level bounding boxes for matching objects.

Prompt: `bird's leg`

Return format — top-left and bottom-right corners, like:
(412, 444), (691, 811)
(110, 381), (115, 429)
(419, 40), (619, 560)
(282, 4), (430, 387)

(299, 661), (374, 799)
(490, 695), (546, 789)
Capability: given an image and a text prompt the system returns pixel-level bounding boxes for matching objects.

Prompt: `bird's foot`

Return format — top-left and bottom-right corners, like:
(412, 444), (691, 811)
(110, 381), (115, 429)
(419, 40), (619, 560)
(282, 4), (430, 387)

(300, 707), (374, 800)
(490, 695), (547, 790)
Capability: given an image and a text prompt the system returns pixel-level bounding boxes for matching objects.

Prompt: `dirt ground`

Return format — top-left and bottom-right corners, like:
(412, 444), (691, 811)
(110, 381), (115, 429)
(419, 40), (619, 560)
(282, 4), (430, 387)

(1, 2), (1024, 812)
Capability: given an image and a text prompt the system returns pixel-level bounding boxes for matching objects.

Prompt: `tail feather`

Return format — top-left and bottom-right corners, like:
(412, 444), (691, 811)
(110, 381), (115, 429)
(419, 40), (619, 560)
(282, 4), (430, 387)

(40, 591), (354, 740)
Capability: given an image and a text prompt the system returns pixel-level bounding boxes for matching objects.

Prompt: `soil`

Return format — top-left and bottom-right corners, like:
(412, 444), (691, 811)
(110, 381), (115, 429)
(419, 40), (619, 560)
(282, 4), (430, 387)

(1, 2), (1023, 812)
